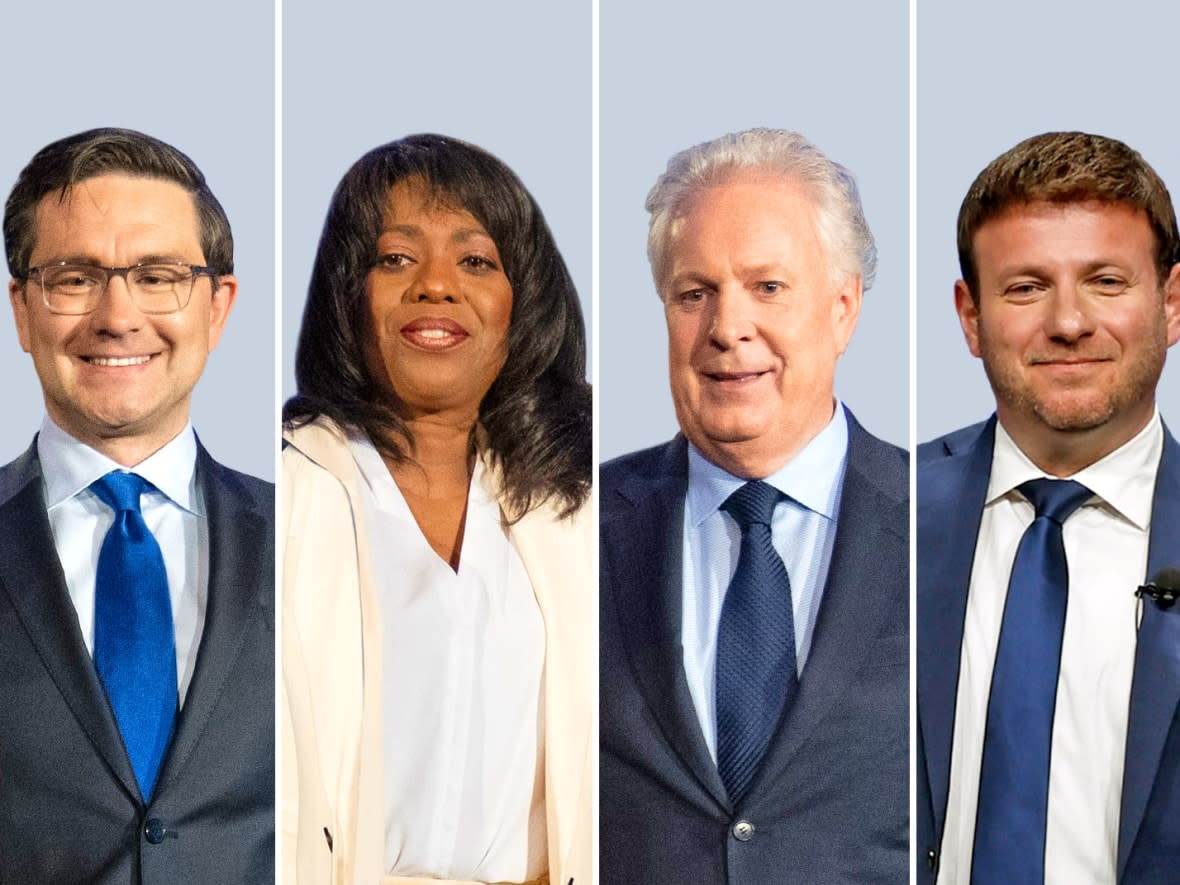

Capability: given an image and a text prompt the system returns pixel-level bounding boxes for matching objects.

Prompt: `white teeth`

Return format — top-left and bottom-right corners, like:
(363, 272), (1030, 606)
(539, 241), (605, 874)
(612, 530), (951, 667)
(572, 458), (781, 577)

(89, 356), (151, 367)
(417, 329), (450, 339)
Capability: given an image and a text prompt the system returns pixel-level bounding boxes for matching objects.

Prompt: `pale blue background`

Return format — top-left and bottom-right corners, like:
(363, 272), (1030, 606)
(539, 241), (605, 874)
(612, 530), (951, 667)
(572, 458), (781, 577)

(600, 0), (910, 460)
(918, 0), (1180, 441)
(0, 0), (275, 479)
(282, 0), (592, 401)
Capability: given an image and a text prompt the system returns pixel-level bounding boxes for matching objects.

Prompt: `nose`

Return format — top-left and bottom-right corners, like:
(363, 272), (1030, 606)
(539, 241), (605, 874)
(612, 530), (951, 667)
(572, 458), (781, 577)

(403, 255), (460, 304)
(89, 273), (145, 334)
(1043, 281), (1096, 343)
(708, 286), (756, 349)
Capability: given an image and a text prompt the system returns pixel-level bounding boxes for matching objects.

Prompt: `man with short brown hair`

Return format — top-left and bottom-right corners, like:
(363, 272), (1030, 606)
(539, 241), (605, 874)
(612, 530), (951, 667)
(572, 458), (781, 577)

(918, 131), (1180, 885)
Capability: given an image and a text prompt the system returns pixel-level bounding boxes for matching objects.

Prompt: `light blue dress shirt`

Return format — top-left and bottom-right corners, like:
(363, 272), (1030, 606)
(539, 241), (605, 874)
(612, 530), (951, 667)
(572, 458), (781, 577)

(681, 403), (849, 760)
(37, 415), (208, 705)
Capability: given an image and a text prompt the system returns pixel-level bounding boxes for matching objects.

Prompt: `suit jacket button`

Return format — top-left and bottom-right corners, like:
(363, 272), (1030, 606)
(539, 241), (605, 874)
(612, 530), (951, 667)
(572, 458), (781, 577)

(144, 819), (167, 844)
(926, 848), (937, 870)
(732, 820), (755, 842)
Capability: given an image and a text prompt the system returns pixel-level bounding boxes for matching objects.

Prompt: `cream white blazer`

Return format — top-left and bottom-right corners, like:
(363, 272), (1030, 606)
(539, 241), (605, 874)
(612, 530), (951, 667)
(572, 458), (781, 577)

(282, 417), (594, 885)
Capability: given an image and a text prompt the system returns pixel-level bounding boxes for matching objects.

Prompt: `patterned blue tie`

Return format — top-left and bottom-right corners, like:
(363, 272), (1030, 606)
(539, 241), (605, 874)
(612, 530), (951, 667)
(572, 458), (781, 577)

(91, 471), (177, 801)
(972, 478), (1092, 884)
(715, 480), (798, 804)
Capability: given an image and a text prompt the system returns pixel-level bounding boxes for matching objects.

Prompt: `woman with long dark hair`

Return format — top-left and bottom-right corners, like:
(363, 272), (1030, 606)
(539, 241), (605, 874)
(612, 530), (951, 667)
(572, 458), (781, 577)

(282, 135), (591, 885)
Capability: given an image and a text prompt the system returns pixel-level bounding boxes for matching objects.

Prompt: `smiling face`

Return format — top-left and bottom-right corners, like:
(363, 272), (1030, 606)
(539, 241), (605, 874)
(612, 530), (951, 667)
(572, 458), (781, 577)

(661, 173), (862, 478)
(8, 173), (236, 465)
(956, 200), (1180, 469)
(363, 177), (513, 421)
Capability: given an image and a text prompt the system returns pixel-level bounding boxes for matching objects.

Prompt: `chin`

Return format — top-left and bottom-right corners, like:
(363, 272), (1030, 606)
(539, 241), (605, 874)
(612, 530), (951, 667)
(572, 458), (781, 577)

(1031, 399), (1118, 433)
(696, 424), (766, 450)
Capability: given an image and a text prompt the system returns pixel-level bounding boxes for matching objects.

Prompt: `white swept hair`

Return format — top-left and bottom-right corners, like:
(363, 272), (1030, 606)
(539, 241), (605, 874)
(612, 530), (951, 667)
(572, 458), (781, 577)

(645, 128), (877, 293)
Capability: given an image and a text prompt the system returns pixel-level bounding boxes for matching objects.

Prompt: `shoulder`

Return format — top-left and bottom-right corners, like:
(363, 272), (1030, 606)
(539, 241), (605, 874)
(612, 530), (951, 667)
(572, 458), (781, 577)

(917, 419), (991, 466)
(200, 455), (273, 508)
(843, 409), (908, 503)
(282, 418), (361, 538)
(283, 417), (355, 483)
(0, 441), (41, 509)
(601, 437), (686, 498)
(511, 491), (594, 579)
(196, 439), (274, 519)
(1163, 417), (1180, 455)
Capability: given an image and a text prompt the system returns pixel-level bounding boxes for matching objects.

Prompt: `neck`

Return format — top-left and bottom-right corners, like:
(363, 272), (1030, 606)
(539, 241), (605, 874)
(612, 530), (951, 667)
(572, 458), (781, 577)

(384, 412), (478, 573)
(695, 401), (836, 480)
(998, 405), (1155, 477)
(52, 419), (185, 468)
(389, 412), (477, 495)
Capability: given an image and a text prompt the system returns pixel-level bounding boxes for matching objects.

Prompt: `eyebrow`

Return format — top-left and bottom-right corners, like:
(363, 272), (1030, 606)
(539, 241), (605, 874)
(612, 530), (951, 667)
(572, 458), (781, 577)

(380, 224), (493, 244)
(29, 252), (193, 268)
(664, 271), (714, 292)
(665, 263), (787, 290)
(997, 258), (1134, 279)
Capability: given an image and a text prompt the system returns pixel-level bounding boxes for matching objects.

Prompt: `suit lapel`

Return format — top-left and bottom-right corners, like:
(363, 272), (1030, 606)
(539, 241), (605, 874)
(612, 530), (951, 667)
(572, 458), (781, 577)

(604, 438), (729, 807)
(749, 418), (908, 798)
(155, 447), (271, 792)
(917, 418), (995, 840)
(0, 444), (139, 798)
(1118, 424), (1180, 876)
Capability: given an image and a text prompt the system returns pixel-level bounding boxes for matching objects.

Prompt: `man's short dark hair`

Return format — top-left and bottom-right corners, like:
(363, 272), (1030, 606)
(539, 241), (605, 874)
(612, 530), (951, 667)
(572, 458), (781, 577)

(957, 131), (1179, 300)
(4, 127), (233, 279)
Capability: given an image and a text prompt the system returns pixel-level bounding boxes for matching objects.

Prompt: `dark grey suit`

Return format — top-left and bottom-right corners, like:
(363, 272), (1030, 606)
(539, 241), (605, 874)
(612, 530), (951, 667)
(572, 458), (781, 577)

(600, 410), (909, 884)
(0, 439), (274, 884)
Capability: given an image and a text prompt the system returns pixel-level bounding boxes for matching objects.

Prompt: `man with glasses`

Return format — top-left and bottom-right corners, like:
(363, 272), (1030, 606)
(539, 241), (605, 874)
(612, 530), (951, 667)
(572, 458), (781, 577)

(0, 128), (273, 883)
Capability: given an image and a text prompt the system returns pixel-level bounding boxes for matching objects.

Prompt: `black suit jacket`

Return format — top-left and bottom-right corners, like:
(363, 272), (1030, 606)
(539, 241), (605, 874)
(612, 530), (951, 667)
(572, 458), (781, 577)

(600, 410), (909, 884)
(0, 439), (274, 884)
(917, 418), (1180, 884)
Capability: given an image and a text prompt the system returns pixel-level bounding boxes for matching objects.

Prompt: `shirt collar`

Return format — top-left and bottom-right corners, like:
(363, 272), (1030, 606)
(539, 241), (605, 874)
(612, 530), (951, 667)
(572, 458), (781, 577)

(686, 401), (850, 527)
(37, 415), (203, 516)
(989, 409), (1162, 530)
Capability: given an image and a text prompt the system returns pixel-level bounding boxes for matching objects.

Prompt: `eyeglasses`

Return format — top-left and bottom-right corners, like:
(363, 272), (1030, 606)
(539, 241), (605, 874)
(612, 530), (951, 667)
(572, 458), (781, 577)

(25, 261), (219, 315)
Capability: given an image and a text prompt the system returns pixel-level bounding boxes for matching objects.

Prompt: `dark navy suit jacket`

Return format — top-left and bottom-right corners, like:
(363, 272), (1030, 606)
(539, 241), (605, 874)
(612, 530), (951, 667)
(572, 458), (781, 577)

(0, 439), (274, 884)
(601, 410), (909, 884)
(917, 418), (1180, 884)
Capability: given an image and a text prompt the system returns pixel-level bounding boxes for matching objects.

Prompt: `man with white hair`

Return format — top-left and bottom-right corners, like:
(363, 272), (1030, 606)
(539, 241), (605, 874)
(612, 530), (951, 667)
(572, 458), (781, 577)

(600, 128), (908, 884)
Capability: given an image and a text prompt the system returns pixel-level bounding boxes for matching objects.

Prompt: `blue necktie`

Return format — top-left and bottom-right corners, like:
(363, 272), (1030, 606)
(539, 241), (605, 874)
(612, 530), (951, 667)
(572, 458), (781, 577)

(715, 480), (798, 804)
(972, 478), (1092, 884)
(92, 471), (177, 802)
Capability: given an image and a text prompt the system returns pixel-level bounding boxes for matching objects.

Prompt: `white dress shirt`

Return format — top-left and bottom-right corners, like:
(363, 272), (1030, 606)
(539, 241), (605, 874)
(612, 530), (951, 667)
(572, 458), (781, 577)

(939, 413), (1159, 885)
(681, 404), (849, 759)
(37, 415), (209, 706)
(350, 435), (547, 883)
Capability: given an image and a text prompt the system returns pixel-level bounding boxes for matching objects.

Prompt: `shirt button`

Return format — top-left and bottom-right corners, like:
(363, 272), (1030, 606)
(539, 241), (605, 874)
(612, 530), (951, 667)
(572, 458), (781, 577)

(732, 820), (755, 842)
(144, 818), (167, 844)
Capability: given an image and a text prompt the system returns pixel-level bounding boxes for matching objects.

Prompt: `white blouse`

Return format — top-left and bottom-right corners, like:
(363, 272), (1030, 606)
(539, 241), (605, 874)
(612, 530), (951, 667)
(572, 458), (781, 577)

(349, 435), (548, 882)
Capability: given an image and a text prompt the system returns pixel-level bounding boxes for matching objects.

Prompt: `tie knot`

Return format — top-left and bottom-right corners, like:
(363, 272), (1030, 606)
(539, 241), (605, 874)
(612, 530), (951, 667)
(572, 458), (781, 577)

(1018, 478), (1092, 524)
(721, 480), (781, 529)
(90, 471), (150, 514)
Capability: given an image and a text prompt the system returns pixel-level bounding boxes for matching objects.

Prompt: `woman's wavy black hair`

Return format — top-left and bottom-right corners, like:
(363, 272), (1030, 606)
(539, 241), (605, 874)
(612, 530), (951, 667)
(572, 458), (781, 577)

(284, 134), (590, 518)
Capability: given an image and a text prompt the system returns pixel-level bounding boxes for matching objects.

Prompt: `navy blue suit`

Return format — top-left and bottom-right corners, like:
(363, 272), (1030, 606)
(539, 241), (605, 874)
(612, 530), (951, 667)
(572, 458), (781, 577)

(600, 410), (909, 884)
(0, 439), (274, 884)
(917, 418), (1180, 884)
